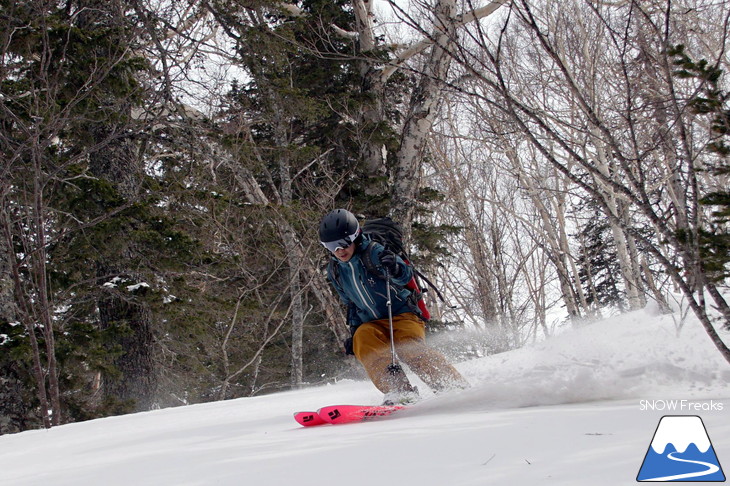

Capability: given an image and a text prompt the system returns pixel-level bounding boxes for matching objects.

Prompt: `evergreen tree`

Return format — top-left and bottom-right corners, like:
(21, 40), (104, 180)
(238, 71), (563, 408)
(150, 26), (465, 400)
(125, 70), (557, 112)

(201, 0), (371, 390)
(0, 0), (201, 429)
(573, 202), (625, 312)
(670, 45), (730, 283)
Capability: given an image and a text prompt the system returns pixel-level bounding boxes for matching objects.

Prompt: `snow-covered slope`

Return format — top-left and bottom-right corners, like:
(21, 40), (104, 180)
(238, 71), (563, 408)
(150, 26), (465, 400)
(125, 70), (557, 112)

(1, 309), (728, 486)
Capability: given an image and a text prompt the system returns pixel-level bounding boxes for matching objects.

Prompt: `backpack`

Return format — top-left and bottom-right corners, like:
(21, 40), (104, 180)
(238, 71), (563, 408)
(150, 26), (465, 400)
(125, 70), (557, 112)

(358, 217), (447, 321)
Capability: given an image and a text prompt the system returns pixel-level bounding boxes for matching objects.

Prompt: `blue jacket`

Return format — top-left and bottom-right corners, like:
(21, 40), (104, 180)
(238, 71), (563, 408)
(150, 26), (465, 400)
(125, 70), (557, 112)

(327, 237), (416, 331)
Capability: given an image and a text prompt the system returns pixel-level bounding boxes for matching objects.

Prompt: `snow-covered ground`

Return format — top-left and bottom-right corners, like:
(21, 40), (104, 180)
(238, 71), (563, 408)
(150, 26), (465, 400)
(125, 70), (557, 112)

(1, 308), (728, 485)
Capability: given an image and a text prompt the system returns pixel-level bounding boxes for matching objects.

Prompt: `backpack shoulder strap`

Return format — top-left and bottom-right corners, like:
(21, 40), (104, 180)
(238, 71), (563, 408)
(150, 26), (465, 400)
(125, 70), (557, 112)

(360, 243), (384, 279)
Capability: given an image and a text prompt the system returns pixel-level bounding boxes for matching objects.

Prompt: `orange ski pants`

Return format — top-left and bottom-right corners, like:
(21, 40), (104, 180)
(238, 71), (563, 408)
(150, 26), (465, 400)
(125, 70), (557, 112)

(352, 312), (465, 394)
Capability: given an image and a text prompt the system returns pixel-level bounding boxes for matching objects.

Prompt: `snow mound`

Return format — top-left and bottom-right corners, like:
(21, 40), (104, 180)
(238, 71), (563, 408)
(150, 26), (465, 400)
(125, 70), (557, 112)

(419, 308), (729, 413)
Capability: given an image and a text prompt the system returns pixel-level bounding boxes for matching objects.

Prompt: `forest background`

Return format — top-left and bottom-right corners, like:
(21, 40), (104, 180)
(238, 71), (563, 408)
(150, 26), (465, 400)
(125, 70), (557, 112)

(1, 0), (728, 433)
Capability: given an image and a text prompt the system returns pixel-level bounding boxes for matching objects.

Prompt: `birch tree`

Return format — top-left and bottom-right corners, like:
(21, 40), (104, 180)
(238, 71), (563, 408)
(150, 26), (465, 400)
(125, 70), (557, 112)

(428, 103), (565, 345)
(445, 0), (730, 361)
(308, 0), (508, 221)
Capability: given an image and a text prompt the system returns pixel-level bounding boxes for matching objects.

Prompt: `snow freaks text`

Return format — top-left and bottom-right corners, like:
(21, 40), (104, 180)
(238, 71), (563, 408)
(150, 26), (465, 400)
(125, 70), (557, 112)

(639, 400), (724, 412)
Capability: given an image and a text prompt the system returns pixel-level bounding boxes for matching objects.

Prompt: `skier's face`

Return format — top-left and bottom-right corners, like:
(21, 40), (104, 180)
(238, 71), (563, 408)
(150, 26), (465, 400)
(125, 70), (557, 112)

(334, 243), (355, 262)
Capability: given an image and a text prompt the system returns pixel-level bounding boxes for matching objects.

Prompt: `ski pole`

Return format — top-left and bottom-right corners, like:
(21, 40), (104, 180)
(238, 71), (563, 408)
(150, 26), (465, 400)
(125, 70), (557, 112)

(384, 269), (402, 375)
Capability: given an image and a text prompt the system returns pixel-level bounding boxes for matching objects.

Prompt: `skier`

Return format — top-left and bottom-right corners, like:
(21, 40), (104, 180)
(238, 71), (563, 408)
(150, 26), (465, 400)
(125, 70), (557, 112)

(319, 209), (467, 405)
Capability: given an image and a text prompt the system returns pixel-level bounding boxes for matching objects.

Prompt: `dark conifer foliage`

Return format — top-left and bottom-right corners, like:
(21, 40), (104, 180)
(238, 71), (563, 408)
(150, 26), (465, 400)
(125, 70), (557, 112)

(670, 45), (730, 284)
(575, 204), (625, 312)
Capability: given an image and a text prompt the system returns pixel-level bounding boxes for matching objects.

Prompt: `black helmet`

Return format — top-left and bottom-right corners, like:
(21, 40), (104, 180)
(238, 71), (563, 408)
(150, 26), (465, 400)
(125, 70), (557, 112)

(319, 209), (361, 252)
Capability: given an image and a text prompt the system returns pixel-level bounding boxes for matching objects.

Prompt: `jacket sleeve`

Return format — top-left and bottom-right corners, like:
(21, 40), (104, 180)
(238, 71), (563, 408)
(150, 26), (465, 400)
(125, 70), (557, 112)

(327, 261), (351, 305)
(327, 261), (362, 328)
(371, 244), (412, 287)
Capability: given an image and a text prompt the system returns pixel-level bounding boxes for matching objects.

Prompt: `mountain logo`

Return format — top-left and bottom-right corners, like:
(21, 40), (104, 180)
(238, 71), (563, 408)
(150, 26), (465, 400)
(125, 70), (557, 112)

(637, 415), (725, 482)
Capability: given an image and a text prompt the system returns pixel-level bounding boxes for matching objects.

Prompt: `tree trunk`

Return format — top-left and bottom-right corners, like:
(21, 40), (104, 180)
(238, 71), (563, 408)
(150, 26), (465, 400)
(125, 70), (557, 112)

(0, 207), (52, 428)
(353, 0), (389, 198)
(98, 295), (156, 409)
(706, 283), (730, 330)
(590, 130), (646, 310)
(0, 212), (15, 325)
(32, 157), (62, 426)
(276, 122), (305, 388)
(509, 155), (582, 320)
(391, 0), (457, 225)
(89, 132), (157, 412)
(553, 176), (590, 313)
(641, 257), (671, 314)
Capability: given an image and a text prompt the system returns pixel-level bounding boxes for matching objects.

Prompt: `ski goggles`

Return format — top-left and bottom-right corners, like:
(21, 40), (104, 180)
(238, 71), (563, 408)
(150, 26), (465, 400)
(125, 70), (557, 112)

(321, 230), (360, 253)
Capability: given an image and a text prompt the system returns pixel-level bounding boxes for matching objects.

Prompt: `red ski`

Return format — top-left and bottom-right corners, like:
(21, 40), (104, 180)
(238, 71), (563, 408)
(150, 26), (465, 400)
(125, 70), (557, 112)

(293, 411), (328, 427)
(294, 404), (406, 427)
(319, 404), (405, 425)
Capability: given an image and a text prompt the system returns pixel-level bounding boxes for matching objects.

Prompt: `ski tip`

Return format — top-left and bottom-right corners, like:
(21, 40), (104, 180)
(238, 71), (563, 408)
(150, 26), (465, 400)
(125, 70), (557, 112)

(293, 411), (328, 427)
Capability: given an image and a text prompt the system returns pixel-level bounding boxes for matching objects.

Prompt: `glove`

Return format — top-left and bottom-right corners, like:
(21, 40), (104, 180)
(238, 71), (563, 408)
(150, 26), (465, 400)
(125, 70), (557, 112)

(380, 250), (402, 278)
(343, 337), (355, 356)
